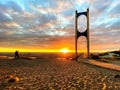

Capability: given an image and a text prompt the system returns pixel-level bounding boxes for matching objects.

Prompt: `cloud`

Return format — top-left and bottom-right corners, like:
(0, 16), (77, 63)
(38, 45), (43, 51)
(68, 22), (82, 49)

(0, 0), (120, 51)
(0, 11), (12, 22)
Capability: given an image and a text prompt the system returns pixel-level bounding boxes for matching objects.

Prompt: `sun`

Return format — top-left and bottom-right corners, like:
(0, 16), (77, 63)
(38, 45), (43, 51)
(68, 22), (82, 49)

(60, 48), (70, 53)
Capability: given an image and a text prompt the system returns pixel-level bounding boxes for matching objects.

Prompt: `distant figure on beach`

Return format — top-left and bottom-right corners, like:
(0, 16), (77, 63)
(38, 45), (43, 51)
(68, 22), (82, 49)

(15, 51), (19, 59)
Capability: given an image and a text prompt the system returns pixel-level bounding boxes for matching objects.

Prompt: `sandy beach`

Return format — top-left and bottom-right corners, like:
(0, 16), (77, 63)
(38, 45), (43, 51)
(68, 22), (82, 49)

(0, 58), (120, 90)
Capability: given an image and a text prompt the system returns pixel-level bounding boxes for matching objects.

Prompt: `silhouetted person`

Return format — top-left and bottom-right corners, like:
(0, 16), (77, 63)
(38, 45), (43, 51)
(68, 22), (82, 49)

(15, 51), (19, 59)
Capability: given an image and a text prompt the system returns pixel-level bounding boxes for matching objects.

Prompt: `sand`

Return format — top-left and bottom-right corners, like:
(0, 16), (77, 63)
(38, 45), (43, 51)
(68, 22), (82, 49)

(0, 58), (120, 90)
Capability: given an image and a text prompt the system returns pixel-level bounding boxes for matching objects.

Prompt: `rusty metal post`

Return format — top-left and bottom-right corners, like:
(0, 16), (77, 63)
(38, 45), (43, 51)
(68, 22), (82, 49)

(87, 8), (90, 59)
(75, 10), (78, 60)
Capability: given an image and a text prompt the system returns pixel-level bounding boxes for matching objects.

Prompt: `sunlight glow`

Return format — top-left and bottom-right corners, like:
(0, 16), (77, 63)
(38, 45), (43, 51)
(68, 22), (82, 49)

(0, 48), (109, 53)
(59, 48), (70, 53)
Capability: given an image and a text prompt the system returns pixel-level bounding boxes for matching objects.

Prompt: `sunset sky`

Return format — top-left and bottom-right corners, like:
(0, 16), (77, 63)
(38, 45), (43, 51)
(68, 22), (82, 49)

(0, 0), (120, 52)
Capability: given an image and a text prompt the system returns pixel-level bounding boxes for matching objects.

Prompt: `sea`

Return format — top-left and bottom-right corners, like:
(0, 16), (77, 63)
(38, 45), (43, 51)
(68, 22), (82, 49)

(0, 52), (76, 60)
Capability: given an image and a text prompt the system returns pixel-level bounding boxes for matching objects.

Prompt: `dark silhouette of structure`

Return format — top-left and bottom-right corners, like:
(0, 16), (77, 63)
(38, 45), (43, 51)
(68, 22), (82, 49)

(15, 51), (19, 59)
(75, 8), (90, 60)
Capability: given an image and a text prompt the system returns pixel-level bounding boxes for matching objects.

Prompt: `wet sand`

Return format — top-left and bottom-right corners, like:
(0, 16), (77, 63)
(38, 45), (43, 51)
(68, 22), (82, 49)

(0, 58), (120, 90)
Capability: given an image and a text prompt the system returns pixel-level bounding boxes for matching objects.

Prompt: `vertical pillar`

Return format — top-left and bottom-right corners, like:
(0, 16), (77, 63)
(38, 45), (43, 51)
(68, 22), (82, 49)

(87, 8), (90, 59)
(75, 10), (77, 60)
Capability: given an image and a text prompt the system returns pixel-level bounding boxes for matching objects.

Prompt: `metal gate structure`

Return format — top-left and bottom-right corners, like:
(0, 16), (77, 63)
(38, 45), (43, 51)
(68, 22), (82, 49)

(75, 8), (89, 59)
